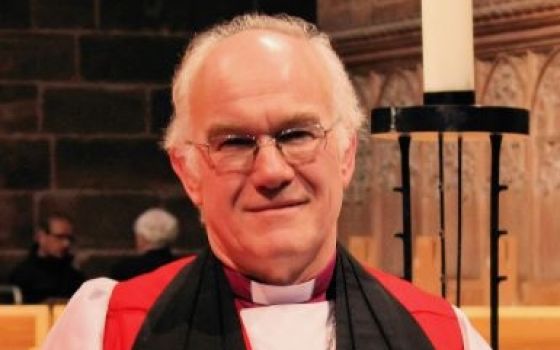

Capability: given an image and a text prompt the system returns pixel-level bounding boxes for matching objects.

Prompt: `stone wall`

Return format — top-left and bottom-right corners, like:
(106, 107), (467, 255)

(0, 0), (315, 281)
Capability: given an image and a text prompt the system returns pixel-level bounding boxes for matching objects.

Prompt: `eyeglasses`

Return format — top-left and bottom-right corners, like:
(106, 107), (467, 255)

(185, 120), (339, 173)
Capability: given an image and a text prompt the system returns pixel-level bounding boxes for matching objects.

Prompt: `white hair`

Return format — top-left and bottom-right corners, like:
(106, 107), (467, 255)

(163, 13), (365, 164)
(134, 208), (179, 249)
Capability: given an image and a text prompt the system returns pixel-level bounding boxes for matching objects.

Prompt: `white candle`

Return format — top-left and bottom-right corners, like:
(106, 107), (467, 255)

(421, 0), (475, 92)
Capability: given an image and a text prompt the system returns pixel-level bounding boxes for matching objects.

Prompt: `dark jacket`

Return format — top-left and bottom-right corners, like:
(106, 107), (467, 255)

(10, 246), (86, 303)
(110, 247), (177, 281)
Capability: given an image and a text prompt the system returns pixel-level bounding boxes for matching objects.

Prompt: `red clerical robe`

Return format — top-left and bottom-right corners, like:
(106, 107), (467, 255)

(104, 256), (460, 349)
(43, 254), (490, 350)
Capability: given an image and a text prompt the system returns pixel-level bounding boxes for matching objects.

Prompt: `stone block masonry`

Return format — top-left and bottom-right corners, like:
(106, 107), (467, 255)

(0, 0), (196, 281)
(0, 0), (315, 283)
(0, 0), (316, 281)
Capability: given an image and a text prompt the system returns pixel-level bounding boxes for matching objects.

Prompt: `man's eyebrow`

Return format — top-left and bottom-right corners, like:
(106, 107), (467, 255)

(205, 113), (322, 139)
(207, 125), (249, 139)
(277, 114), (321, 129)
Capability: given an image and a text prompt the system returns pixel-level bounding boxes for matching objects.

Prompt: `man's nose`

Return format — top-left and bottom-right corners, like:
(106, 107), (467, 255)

(249, 142), (295, 192)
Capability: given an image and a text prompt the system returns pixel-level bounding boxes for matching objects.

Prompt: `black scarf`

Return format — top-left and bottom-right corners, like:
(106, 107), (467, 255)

(132, 246), (434, 350)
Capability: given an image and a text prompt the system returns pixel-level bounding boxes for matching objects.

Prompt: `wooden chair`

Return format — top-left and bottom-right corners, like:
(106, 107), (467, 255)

(0, 305), (50, 350)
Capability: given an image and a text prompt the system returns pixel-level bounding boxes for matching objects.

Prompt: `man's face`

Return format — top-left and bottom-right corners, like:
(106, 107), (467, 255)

(171, 30), (356, 284)
(37, 218), (74, 259)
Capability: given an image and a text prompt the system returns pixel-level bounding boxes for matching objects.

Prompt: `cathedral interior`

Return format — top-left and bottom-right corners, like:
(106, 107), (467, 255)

(0, 0), (559, 348)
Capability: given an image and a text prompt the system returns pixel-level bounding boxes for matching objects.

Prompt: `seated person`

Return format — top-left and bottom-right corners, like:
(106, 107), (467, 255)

(10, 213), (85, 303)
(111, 208), (179, 281)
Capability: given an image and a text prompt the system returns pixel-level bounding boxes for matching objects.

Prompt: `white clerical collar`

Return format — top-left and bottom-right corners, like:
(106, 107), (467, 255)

(223, 255), (335, 306)
(250, 279), (315, 305)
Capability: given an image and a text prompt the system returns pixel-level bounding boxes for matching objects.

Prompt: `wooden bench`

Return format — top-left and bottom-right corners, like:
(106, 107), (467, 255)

(50, 304), (66, 325)
(0, 305), (50, 350)
(463, 306), (560, 350)
(347, 235), (379, 266)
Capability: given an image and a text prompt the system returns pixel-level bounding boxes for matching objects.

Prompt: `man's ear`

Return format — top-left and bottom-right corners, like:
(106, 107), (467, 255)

(341, 133), (358, 188)
(169, 149), (203, 207)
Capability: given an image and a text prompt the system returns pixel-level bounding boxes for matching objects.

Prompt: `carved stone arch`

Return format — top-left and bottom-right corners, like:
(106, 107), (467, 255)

(377, 70), (419, 107)
(480, 54), (526, 107)
(526, 48), (560, 280)
(531, 48), (560, 195)
(345, 75), (375, 206)
(365, 69), (419, 192)
(351, 70), (386, 111)
(374, 69), (421, 196)
(477, 55), (528, 193)
(530, 48), (560, 137)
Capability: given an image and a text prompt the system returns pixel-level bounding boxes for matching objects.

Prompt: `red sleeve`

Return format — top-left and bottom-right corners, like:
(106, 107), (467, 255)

(103, 256), (196, 350)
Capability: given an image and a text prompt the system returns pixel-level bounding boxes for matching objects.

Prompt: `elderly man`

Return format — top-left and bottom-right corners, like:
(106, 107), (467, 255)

(111, 208), (179, 281)
(43, 14), (489, 350)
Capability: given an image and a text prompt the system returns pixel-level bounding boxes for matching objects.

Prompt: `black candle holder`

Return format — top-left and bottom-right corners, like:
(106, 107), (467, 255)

(371, 92), (529, 350)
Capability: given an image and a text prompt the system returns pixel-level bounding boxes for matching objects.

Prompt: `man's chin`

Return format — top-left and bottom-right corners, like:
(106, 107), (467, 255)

(244, 243), (301, 261)
(242, 263), (309, 285)
(236, 243), (320, 283)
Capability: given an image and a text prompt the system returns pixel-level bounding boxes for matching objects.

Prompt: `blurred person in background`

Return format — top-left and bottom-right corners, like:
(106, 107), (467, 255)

(10, 213), (85, 303)
(111, 208), (179, 281)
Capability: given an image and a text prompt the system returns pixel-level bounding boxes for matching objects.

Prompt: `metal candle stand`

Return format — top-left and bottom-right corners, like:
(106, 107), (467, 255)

(371, 92), (529, 350)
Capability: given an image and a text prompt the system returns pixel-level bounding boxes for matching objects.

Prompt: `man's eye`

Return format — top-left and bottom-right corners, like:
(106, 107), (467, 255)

(215, 136), (255, 151)
(277, 128), (316, 144)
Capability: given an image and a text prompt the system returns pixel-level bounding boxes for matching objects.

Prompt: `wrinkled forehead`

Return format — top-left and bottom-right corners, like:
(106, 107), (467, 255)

(207, 30), (327, 73)
(185, 29), (333, 128)
(199, 31), (329, 97)
(209, 30), (323, 64)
